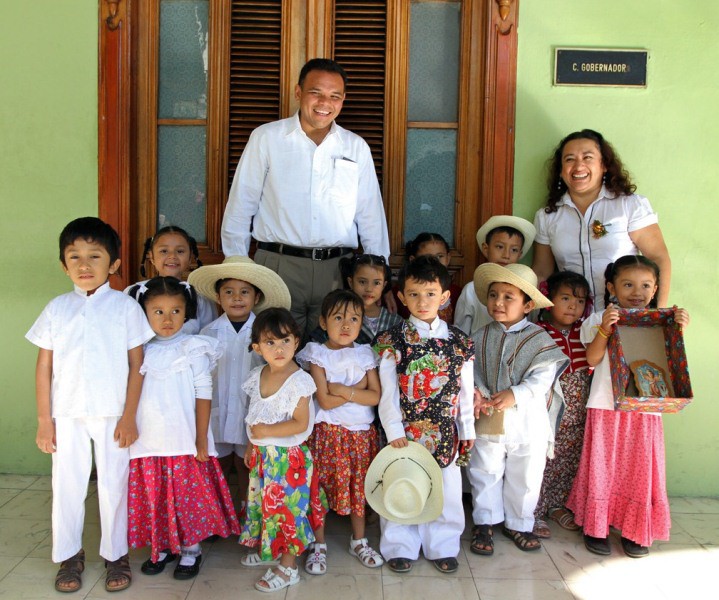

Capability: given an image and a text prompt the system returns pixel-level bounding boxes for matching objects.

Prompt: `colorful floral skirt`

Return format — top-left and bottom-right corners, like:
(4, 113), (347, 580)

(567, 408), (670, 547)
(309, 422), (379, 517)
(128, 455), (240, 562)
(239, 444), (327, 560)
(535, 369), (590, 517)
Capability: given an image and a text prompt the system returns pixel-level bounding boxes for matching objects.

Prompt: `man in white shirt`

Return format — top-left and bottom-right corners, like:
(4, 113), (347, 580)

(221, 58), (390, 338)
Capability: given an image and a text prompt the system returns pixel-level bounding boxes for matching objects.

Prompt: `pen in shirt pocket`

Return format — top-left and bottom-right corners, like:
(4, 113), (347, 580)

(333, 156), (356, 168)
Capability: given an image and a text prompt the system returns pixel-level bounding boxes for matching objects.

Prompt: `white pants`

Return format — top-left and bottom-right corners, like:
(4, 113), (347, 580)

(52, 417), (129, 563)
(468, 437), (547, 532)
(380, 462), (464, 560)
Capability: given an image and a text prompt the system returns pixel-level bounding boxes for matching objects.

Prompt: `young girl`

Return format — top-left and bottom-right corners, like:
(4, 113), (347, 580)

(126, 226), (217, 333)
(239, 308), (326, 592)
(532, 271), (592, 538)
(567, 256), (690, 558)
(395, 232), (461, 322)
(297, 290), (383, 575)
(127, 277), (239, 580)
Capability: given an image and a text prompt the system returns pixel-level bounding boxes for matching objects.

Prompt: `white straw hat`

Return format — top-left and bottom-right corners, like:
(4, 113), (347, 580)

(476, 215), (536, 258)
(187, 256), (291, 313)
(364, 442), (443, 525)
(473, 263), (553, 309)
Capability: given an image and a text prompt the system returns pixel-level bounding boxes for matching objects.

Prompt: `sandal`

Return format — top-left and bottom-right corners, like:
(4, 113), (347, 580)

(533, 518), (552, 539)
(304, 542), (327, 575)
(55, 549), (85, 593)
(583, 534), (611, 556)
(254, 565), (300, 592)
(387, 557), (412, 573)
(141, 550), (177, 575)
(348, 536), (384, 568)
(548, 507), (580, 531)
(432, 557), (458, 574)
(621, 536), (649, 559)
(470, 524), (494, 556)
(104, 553), (132, 592)
(241, 552), (279, 567)
(502, 526), (542, 552)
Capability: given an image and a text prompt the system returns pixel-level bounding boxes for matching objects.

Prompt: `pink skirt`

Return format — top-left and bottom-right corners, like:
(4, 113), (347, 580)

(128, 455), (240, 562)
(566, 408), (670, 546)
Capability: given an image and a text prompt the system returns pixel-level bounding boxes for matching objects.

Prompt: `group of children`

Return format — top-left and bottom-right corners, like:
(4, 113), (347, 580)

(27, 215), (689, 593)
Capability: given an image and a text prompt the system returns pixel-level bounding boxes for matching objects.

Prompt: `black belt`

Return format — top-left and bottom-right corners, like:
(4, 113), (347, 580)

(257, 242), (353, 261)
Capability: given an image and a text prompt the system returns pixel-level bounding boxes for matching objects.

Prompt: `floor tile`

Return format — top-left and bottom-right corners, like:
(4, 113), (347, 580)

(463, 536), (562, 580)
(0, 490), (52, 520)
(0, 518), (51, 557)
(671, 513), (719, 545)
(0, 475), (39, 490)
(382, 574), (479, 600)
(0, 489), (18, 511)
(472, 578), (573, 600)
(669, 496), (719, 514)
(27, 476), (52, 492)
(0, 556), (104, 599)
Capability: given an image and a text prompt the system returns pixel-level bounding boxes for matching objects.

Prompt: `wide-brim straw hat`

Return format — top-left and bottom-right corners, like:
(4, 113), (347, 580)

(473, 263), (553, 309)
(364, 442), (443, 525)
(187, 256), (291, 313)
(476, 215), (536, 258)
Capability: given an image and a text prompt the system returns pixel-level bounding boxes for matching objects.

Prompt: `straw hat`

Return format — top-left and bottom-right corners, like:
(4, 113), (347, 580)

(187, 256), (291, 313)
(364, 442), (443, 525)
(473, 263), (553, 309)
(476, 215), (536, 258)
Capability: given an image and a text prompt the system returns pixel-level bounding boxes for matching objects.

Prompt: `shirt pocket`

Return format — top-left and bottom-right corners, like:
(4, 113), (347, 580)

(329, 158), (359, 211)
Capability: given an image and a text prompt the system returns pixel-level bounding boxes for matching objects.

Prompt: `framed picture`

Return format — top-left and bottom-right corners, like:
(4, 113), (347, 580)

(629, 360), (670, 398)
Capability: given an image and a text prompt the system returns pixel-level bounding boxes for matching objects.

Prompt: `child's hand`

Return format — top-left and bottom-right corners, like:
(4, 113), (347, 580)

(674, 307), (690, 328)
(36, 419), (56, 454)
(244, 445), (254, 469)
(249, 423), (268, 439)
(473, 388), (490, 418)
(389, 436), (409, 448)
(601, 303), (620, 333)
(195, 438), (210, 462)
(327, 382), (350, 402)
(459, 439), (474, 452)
(489, 389), (516, 412)
(114, 416), (139, 448)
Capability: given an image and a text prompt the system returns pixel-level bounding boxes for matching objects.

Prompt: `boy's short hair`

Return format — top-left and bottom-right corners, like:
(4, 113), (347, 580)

(59, 217), (121, 265)
(214, 277), (262, 297)
(398, 255), (451, 292)
(486, 226), (525, 247)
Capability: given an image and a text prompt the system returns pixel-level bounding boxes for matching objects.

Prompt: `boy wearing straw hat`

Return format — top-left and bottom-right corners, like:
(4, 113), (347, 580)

(454, 215), (536, 336)
(467, 263), (568, 555)
(188, 257), (291, 507)
(373, 256), (475, 574)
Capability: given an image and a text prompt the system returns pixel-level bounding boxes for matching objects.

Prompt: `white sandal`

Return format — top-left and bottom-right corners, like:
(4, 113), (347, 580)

(304, 542), (327, 575)
(241, 552), (278, 567)
(254, 565), (299, 593)
(348, 536), (384, 568)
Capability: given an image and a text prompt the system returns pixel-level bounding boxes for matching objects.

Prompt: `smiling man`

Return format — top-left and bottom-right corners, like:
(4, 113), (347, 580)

(222, 58), (390, 339)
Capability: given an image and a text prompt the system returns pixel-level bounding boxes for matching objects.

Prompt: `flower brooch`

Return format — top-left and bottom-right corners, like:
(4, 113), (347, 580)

(591, 219), (610, 238)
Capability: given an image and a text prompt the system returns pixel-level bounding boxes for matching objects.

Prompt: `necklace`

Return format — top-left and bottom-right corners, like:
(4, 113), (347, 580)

(560, 328), (570, 337)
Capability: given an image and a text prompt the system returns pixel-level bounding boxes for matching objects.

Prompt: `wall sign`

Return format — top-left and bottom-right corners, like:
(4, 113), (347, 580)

(554, 48), (648, 87)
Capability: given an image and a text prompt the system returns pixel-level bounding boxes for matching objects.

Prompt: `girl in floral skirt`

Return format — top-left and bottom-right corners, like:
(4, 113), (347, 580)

(240, 308), (326, 592)
(127, 277), (239, 581)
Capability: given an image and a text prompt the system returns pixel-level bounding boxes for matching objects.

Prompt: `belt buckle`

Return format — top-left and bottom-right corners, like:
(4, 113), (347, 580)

(311, 247), (324, 261)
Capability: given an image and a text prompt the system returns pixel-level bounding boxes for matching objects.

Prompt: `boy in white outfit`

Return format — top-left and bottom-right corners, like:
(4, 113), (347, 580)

(26, 217), (154, 593)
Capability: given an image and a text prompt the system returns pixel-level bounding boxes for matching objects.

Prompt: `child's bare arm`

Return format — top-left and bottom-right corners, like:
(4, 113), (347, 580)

(115, 345), (144, 448)
(585, 305), (619, 367)
(328, 368), (380, 407)
(35, 348), (55, 453)
(195, 398), (211, 462)
(309, 363), (348, 410)
(250, 396), (310, 439)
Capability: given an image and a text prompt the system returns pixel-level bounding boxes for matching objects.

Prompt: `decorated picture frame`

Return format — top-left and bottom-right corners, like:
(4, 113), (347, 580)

(629, 359), (670, 398)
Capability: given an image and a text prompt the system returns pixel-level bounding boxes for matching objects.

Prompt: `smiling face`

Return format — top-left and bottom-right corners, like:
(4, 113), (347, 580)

(295, 69), (345, 143)
(486, 282), (534, 327)
(144, 293), (187, 338)
(560, 138), (607, 205)
(546, 284), (587, 328)
(148, 232), (192, 279)
(481, 232), (524, 266)
(62, 239), (120, 294)
(348, 265), (386, 311)
(217, 279), (259, 322)
(398, 277), (450, 324)
(252, 331), (299, 370)
(607, 266), (658, 309)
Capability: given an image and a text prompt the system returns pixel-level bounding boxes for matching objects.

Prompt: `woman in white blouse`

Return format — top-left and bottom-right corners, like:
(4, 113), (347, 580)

(532, 130), (671, 310)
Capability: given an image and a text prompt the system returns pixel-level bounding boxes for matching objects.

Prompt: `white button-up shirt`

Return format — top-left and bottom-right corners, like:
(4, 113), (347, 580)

(221, 113), (390, 258)
(26, 282), (154, 418)
(534, 187), (658, 310)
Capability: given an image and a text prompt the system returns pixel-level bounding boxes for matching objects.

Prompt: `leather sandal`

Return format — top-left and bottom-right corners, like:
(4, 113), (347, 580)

(104, 553), (132, 592)
(55, 549), (85, 593)
(533, 518), (552, 539)
(470, 524), (494, 556)
(502, 526), (542, 551)
(387, 557), (412, 573)
(548, 507), (580, 531)
(432, 557), (458, 574)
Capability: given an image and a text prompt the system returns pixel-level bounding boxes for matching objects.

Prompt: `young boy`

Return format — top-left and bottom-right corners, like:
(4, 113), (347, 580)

(454, 215), (536, 336)
(26, 217), (154, 593)
(467, 263), (568, 555)
(188, 256), (291, 507)
(373, 256), (475, 574)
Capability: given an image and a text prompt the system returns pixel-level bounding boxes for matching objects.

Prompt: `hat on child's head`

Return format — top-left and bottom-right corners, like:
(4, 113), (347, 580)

(476, 215), (536, 259)
(473, 263), (553, 309)
(187, 256), (291, 313)
(364, 442), (443, 525)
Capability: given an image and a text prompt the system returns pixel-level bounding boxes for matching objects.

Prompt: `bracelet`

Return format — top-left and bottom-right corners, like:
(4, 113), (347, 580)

(595, 325), (611, 339)
(349, 389), (356, 402)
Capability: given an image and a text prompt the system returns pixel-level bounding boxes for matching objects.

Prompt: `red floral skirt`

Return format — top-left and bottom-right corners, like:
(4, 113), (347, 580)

(128, 455), (240, 561)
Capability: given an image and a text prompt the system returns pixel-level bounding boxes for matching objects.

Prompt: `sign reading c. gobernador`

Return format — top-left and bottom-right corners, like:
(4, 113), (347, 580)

(554, 48), (648, 87)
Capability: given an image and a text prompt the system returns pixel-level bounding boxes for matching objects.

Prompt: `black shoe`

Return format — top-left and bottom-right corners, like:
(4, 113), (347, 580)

(621, 536), (649, 558)
(141, 551), (178, 575)
(173, 555), (202, 580)
(583, 534), (611, 556)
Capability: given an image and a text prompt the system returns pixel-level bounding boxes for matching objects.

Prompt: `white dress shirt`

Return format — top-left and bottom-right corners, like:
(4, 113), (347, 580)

(534, 187), (658, 310)
(26, 282), (154, 418)
(454, 282), (492, 336)
(221, 113), (390, 258)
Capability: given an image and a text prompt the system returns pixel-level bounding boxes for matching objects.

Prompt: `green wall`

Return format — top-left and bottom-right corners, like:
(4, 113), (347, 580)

(1, 1), (716, 496)
(0, 1), (98, 473)
(514, 1), (719, 495)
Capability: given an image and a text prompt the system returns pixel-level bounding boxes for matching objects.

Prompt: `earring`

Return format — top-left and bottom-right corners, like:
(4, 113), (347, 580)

(602, 173), (606, 184)
(557, 179), (563, 190)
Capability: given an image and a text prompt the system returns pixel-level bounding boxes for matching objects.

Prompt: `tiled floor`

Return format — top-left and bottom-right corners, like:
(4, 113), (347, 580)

(0, 473), (716, 599)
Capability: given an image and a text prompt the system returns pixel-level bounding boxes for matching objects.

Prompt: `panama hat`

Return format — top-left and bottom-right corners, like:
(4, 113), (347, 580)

(364, 442), (443, 525)
(473, 263), (553, 309)
(476, 215), (536, 258)
(187, 256), (291, 313)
